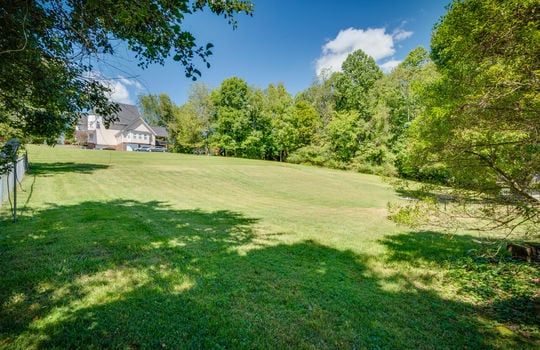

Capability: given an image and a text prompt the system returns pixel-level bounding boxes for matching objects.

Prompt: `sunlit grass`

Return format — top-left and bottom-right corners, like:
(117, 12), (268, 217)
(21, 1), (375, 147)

(0, 145), (537, 349)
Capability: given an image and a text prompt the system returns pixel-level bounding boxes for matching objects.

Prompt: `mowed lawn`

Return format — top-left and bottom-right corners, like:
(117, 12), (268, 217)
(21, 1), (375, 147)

(0, 146), (537, 349)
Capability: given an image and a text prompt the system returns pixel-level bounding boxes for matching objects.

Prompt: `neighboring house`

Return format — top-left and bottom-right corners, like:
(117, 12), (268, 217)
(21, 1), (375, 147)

(76, 103), (168, 151)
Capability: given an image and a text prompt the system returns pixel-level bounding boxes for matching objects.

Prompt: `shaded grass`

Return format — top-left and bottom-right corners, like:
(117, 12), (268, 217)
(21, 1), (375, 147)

(28, 162), (110, 176)
(0, 146), (538, 349)
(1, 200), (488, 349)
(380, 231), (540, 342)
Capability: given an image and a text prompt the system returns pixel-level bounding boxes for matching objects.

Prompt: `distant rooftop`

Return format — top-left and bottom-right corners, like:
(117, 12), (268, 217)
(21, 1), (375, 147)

(91, 103), (168, 137)
(106, 103), (140, 130)
(151, 125), (169, 138)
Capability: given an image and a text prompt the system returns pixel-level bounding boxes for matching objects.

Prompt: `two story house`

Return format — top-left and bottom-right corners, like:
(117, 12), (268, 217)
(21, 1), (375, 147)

(76, 103), (168, 151)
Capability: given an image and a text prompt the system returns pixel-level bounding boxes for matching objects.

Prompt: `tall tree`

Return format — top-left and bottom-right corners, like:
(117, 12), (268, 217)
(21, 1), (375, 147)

(379, 47), (433, 142)
(187, 82), (215, 154)
(295, 73), (335, 128)
(0, 0), (253, 143)
(332, 50), (383, 113)
(269, 84), (320, 161)
(324, 110), (366, 164)
(170, 103), (203, 153)
(292, 101), (320, 150)
(243, 87), (273, 159)
(397, 0), (539, 235)
(138, 93), (176, 127)
(211, 77), (251, 156)
(369, 46), (439, 175)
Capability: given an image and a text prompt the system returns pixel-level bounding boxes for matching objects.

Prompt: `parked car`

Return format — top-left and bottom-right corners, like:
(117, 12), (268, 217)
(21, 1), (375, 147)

(150, 146), (167, 152)
(134, 145), (151, 152)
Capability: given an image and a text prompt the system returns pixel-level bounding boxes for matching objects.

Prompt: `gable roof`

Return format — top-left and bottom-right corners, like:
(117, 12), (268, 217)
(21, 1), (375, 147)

(90, 103), (169, 138)
(120, 114), (157, 136)
(108, 103), (141, 130)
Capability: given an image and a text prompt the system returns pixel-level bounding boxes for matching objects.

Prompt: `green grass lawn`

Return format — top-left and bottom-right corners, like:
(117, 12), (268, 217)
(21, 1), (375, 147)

(1, 145), (538, 349)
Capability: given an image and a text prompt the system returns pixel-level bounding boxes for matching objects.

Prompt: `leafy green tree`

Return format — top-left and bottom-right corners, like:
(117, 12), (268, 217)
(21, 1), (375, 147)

(293, 101), (320, 149)
(271, 100), (318, 162)
(0, 0), (253, 143)
(295, 73), (335, 128)
(299, 50), (384, 169)
(379, 47), (433, 142)
(242, 87), (273, 159)
(264, 83), (295, 160)
(368, 47), (439, 175)
(332, 50), (383, 113)
(138, 94), (176, 127)
(170, 103), (203, 153)
(325, 110), (366, 164)
(211, 77), (251, 156)
(290, 73), (337, 166)
(186, 83), (215, 154)
(396, 0), (539, 235)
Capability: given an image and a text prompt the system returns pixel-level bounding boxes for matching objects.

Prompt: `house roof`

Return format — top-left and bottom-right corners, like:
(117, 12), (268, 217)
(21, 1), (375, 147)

(121, 115), (157, 136)
(151, 126), (169, 138)
(107, 103), (141, 130)
(90, 103), (169, 138)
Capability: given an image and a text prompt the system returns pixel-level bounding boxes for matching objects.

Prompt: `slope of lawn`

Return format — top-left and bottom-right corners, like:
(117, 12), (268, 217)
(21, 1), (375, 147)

(0, 145), (538, 349)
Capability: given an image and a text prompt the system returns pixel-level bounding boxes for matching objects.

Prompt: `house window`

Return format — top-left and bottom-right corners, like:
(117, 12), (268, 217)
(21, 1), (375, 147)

(96, 121), (101, 129)
(144, 134), (148, 140)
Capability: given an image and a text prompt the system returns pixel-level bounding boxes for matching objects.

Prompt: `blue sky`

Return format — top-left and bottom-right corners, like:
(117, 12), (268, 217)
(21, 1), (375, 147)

(99, 0), (450, 106)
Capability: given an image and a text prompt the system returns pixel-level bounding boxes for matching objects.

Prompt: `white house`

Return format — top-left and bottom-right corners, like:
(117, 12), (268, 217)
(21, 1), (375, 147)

(76, 103), (168, 151)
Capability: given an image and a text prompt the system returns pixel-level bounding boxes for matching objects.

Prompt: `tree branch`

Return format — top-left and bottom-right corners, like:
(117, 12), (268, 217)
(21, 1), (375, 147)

(466, 149), (539, 204)
(0, 1), (29, 55)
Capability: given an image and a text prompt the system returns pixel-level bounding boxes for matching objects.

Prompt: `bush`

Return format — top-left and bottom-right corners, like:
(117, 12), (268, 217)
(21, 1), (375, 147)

(352, 162), (396, 177)
(287, 145), (330, 167)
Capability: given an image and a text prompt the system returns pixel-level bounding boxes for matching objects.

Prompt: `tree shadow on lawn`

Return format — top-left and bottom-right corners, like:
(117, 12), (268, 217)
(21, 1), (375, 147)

(0, 200), (521, 349)
(380, 230), (480, 268)
(28, 162), (110, 176)
(380, 231), (540, 343)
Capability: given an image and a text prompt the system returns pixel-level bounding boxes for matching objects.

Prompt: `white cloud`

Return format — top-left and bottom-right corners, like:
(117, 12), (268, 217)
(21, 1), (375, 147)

(380, 59), (402, 73)
(106, 76), (143, 104)
(392, 28), (413, 42)
(108, 81), (131, 104)
(84, 72), (144, 105)
(315, 26), (414, 76)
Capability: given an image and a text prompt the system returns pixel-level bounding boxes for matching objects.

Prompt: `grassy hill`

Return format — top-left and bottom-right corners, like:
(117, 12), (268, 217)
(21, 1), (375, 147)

(0, 146), (537, 349)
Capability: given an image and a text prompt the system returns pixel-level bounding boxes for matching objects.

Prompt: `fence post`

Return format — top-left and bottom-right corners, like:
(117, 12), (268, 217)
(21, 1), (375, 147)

(12, 155), (17, 222)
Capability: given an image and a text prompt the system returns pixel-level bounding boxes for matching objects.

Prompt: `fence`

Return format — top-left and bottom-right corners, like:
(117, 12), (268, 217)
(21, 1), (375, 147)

(0, 154), (28, 207)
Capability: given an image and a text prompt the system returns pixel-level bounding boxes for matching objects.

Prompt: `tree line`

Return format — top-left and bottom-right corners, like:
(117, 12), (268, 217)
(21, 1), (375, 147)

(139, 46), (435, 177)
(138, 0), (538, 236)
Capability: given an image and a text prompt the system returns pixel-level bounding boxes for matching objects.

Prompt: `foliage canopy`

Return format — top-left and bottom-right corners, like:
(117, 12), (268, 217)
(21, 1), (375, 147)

(397, 0), (539, 235)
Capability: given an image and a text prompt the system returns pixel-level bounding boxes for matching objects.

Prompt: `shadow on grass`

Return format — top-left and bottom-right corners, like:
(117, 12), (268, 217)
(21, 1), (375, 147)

(0, 200), (526, 349)
(380, 230), (480, 267)
(28, 162), (109, 176)
(380, 231), (540, 343)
